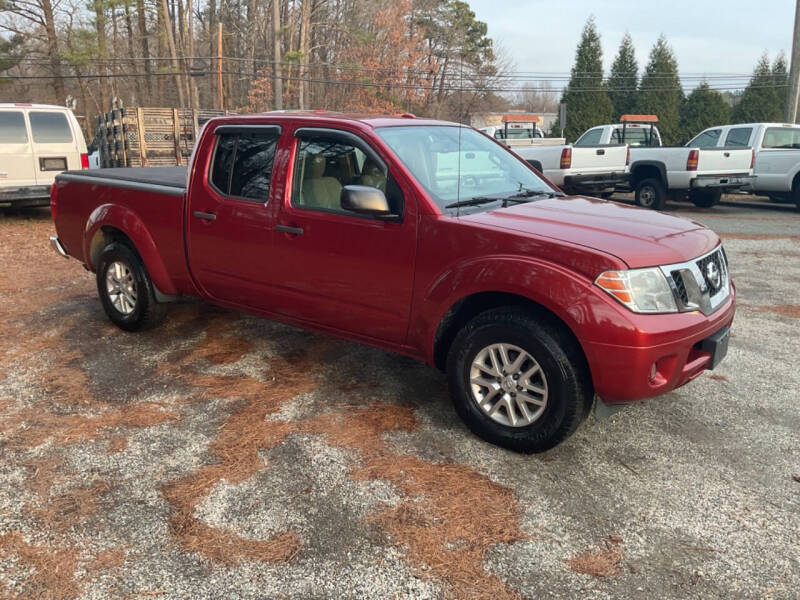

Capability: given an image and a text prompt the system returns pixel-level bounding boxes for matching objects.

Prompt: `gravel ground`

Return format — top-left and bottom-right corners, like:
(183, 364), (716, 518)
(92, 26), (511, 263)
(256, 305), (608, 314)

(0, 196), (798, 600)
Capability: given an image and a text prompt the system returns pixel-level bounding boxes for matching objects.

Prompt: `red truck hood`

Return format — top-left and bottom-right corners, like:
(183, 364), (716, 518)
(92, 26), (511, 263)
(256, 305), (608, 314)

(463, 196), (720, 268)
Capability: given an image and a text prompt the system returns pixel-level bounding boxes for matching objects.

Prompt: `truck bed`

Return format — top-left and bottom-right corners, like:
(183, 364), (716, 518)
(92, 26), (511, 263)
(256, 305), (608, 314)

(58, 167), (187, 194)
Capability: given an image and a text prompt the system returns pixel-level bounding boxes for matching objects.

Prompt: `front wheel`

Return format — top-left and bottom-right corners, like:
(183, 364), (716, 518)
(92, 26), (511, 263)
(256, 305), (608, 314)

(96, 242), (167, 331)
(634, 178), (666, 210)
(446, 307), (593, 453)
(690, 189), (722, 208)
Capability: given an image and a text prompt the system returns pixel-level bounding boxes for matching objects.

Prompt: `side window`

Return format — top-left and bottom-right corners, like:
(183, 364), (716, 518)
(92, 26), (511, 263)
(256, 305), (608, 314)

(208, 128), (279, 202)
(761, 127), (800, 149)
(688, 129), (722, 148)
(0, 112), (28, 143)
(29, 112), (73, 143)
(724, 127), (752, 147)
(291, 132), (399, 215)
(575, 128), (602, 146)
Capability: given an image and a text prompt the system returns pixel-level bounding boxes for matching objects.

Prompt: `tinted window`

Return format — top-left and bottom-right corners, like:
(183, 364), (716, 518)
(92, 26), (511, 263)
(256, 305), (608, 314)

(292, 133), (393, 214)
(762, 127), (800, 149)
(0, 112), (28, 143)
(29, 112), (73, 143)
(725, 128), (752, 147)
(613, 127), (656, 146)
(209, 128), (279, 201)
(688, 129), (722, 147)
(575, 128), (602, 146)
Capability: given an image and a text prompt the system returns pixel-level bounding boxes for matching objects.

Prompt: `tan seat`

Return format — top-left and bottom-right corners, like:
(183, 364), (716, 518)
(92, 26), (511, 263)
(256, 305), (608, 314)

(300, 155), (342, 210)
(360, 159), (386, 192)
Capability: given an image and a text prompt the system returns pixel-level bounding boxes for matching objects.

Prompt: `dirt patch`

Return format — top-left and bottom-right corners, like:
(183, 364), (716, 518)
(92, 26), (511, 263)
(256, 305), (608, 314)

(0, 532), (81, 600)
(755, 304), (800, 319)
(566, 536), (624, 578)
(32, 480), (111, 532)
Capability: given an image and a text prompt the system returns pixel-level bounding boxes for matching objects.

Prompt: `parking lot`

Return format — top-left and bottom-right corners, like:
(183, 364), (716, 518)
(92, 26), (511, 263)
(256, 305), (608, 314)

(0, 197), (798, 599)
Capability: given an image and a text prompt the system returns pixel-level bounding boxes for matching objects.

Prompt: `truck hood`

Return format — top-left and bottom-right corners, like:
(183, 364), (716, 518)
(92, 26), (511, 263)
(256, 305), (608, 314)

(463, 196), (719, 268)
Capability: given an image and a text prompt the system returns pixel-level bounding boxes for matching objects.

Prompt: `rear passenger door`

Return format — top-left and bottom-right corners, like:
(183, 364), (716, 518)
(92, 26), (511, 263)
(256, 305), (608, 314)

(269, 127), (417, 345)
(187, 124), (283, 309)
(27, 110), (79, 186)
(0, 110), (36, 189)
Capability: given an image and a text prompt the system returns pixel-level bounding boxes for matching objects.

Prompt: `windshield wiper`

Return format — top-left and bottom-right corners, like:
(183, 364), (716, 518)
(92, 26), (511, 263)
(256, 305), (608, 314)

(444, 189), (564, 210)
(444, 196), (502, 209)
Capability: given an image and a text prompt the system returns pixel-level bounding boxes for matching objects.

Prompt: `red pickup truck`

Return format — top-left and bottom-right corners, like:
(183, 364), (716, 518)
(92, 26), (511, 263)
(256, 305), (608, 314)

(49, 112), (735, 452)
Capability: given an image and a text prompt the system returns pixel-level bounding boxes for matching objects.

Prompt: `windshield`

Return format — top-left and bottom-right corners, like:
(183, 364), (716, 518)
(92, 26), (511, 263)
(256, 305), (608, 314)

(375, 125), (553, 214)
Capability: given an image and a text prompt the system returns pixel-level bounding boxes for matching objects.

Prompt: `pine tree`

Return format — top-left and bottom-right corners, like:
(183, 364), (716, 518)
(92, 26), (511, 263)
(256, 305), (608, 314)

(771, 53), (788, 119)
(679, 82), (731, 143)
(607, 33), (638, 121)
(732, 53), (784, 123)
(636, 35), (683, 145)
(554, 17), (612, 141)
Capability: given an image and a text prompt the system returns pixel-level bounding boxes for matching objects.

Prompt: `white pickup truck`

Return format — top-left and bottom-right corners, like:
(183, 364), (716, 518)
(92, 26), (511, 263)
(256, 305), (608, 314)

(688, 122), (800, 211)
(575, 117), (755, 210)
(512, 143), (630, 196)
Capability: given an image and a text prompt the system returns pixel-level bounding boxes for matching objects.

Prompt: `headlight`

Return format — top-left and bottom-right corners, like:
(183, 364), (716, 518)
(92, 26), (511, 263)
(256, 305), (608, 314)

(595, 268), (678, 313)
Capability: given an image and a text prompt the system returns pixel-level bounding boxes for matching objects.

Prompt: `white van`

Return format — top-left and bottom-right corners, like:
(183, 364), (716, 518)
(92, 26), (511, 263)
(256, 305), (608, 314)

(0, 103), (88, 208)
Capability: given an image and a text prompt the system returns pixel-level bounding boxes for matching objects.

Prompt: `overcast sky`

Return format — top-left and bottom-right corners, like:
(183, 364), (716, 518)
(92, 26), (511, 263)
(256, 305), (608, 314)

(468, 0), (794, 90)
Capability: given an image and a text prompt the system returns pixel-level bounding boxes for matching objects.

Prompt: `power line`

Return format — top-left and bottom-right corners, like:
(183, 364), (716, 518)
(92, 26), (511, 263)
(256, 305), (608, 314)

(0, 69), (788, 93)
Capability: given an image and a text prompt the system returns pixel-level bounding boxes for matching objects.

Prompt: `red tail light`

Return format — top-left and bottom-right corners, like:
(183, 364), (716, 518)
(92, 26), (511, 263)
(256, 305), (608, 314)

(750, 149), (755, 169)
(50, 183), (58, 220)
(686, 149), (699, 171)
(80, 153), (89, 169)
(626, 146), (631, 166)
(560, 147), (572, 169)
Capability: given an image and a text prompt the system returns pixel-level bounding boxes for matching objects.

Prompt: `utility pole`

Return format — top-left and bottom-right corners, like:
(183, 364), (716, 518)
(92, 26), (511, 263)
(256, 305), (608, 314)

(217, 23), (224, 111)
(787, 0), (800, 122)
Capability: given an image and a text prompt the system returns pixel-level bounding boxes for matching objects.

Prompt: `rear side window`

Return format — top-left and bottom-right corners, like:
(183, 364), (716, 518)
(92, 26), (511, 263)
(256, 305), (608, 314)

(688, 129), (722, 147)
(724, 128), (752, 147)
(0, 112), (28, 143)
(762, 127), (800, 149)
(29, 112), (73, 143)
(209, 128), (280, 201)
(575, 128), (602, 146)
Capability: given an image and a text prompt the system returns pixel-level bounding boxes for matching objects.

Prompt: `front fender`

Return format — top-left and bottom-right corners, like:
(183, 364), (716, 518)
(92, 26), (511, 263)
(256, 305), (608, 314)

(84, 203), (178, 296)
(414, 255), (598, 363)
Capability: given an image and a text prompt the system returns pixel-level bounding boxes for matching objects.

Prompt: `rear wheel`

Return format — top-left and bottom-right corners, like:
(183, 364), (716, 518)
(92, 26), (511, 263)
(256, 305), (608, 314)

(793, 184), (800, 212)
(634, 178), (666, 210)
(690, 189), (722, 208)
(446, 307), (593, 453)
(96, 242), (166, 331)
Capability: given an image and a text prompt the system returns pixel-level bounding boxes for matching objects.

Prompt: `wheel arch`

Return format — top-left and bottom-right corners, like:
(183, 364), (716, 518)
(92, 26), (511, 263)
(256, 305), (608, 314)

(431, 290), (591, 384)
(630, 161), (666, 187)
(84, 204), (178, 296)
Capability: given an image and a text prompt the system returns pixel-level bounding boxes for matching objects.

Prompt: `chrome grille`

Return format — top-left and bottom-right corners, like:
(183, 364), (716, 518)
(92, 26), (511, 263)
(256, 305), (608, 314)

(660, 246), (730, 316)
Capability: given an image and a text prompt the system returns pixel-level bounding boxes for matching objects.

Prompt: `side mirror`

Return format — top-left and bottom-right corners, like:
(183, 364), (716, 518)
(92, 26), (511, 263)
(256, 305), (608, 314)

(340, 185), (397, 219)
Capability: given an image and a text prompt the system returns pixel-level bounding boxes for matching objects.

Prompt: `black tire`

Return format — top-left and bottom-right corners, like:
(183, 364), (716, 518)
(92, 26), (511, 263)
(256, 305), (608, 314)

(446, 307), (593, 453)
(689, 189), (722, 208)
(634, 177), (666, 210)
(793, 185), (800, 213)
(96, 241), (167, 331)
(600, 191), (614, 199)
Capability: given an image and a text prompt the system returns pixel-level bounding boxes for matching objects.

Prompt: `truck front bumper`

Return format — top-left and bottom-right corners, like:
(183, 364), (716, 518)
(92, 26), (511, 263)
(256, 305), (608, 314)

(563, 171), (629, 194)
(0, 185), (52, 208)
(690, 174), (754, 190)
(582, 285), (736, 404)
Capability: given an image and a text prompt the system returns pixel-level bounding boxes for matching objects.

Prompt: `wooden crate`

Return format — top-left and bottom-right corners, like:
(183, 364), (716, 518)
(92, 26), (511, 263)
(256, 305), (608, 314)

(96, 107), (232, 168)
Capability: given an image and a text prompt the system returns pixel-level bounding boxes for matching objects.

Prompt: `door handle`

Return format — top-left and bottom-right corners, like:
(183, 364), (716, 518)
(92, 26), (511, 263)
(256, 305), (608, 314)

(193, 211), (217, 221)
(596, 148), (605, 155)
(276, 224), (304, 235)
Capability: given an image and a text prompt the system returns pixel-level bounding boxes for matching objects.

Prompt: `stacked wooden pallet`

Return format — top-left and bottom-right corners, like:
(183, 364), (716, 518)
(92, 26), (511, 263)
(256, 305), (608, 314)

(96, 107), (231, 168)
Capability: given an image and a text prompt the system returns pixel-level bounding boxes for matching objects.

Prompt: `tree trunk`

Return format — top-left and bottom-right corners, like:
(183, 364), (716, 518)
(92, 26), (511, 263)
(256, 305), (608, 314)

(136, 0), (153, 98)
(160, 0), (186, 106)
(93, 0), (109, 109)
(40, 0), (66, 103)
(298, 0), (312, 110)
(272, 0), (283, 109)
(123, 0), (139, 104)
